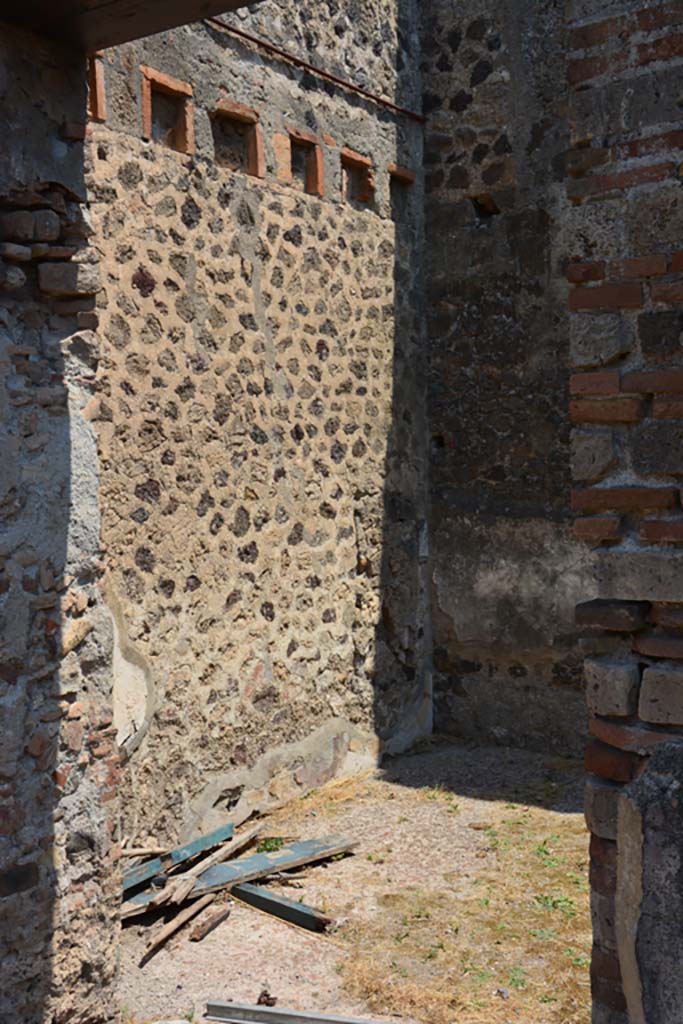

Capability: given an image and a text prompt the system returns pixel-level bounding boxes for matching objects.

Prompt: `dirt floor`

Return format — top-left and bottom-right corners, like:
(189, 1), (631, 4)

(119, 739), (590, 1024)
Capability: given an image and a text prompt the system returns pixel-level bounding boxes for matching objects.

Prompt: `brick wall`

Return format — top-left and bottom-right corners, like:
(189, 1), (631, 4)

(567, 3), (683, 1021)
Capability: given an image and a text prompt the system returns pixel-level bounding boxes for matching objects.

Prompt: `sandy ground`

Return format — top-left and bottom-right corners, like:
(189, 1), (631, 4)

(119, 740), (587, 1024)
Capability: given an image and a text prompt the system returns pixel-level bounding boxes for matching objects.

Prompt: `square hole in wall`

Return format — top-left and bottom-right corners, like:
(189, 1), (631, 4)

(213, 116), (250, 171)
(341, 148), (375, 208)
(141, 66), (194, 156)
(211, 99), (264, 178)
(389, 164), (415, 219)
(151, 90), (185, 149)
(87, 56), (106, 123)
(290, 137), (323, 195)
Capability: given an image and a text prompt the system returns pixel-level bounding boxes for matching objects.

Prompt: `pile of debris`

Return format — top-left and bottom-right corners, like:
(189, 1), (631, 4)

(121, 821), (356, 965)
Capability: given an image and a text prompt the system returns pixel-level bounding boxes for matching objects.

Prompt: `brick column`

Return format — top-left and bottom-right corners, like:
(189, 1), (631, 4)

(565, 5), (683, 1020)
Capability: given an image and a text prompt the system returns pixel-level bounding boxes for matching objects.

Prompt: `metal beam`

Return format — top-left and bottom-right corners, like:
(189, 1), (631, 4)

(206, 1002), (386, 1024)
(231, 881), (332, 931)
(2, 1), (260, 52)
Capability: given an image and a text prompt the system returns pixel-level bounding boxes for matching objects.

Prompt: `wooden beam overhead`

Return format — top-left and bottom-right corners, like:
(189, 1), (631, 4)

(1, 0), (260, 52)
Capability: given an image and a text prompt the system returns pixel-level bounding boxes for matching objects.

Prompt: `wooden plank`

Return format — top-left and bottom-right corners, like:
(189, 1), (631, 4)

(189, 904), (232, 941)
(165, 825), (262, 905)
(3, 1), (257, 52)
(121, 847), (166, 858)
(139, 894), (214, 966)
(122, 836), (355, 917)
(122, 821), (234, 893)
(231, 883), (331, 932)
(206, 1002), (385, 1024)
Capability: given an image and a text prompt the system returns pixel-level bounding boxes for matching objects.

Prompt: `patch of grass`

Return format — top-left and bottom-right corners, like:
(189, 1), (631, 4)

(337, 791), (590, 1024)
(534, 893), (577, 918)
(564, 947), (590, 968)
(265, 756), (589, 1024)
(535, 837), (563, 868)
(508, 967), (527, 990)
(256, 837), (285, 853)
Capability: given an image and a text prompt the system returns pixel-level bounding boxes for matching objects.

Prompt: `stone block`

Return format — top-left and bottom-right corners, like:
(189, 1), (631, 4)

(585, 775), (620, 840)
(591, 888), (617, 951)
(639, 665), (683, 724)
(590, 834), (617, 896)
(0, 243), (31, 261)
(38, 262), (100, 297)
(638, 311), (683, 365)
(632, 421), (683, 477)
(570, 313), (632, 367)
(0, 210), (34, 241)
(591, 1003), (628, 1024)
(571, 429), (615, 483)
(596, 550), (683, 602)
(33, 209), (61, 242)
(0, 264), (27, 291)
(585, 657), (640, 716)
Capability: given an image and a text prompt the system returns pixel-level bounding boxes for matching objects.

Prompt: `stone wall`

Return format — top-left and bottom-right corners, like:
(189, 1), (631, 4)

(421, 0), (593, 754)
(0, 24), (119, 1024)
(565, 2), (683, 1020)
(89, 3), (427, 844)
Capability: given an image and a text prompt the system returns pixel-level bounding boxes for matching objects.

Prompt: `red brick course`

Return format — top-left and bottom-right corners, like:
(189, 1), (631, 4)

(640, 520), (683, 543)
(609, 254), (667, 278)
(570, 397), (643, 424)
(638, 32), (683, 66)
(651, 604), (683, 631)
(585, 739), (644, 782)
(573, 517), (622, 543)
(633, 633), (683, 659)
(651, 281), (683, 305)
(568, 282), (643, 311)
(622, 370), (683, 393)
(571, 487), (678, 513)
(567, 164), (674, 202)
(588, 717), (683, 754)
(652, 397), (683, 418)
(566, 261), (605, 283)
(570, 370), (620, 396)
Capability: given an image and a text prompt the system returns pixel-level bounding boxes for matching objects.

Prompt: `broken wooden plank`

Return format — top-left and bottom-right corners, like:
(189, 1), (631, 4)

(121, 846), (167, 858)
(151, 825), (263, 908)
(231, 882), (331, 932)
(122, 821), (234, 893)
(122, 836), (355, 918)
(140, 893), (215, 965)
(189, 904), (232, 941)
(206, 1002), (385, 1024)
(192, 835), (356, 896)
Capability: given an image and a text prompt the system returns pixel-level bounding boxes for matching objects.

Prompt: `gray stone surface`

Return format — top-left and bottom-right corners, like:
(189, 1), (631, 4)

(571, 429), (616, 483)
(570, 313), (632, 368)
(632, 421), (683, 478)
(639, 665), (683, 725)
(585, 776), (620, 841)
(618, 745), (683, 1023)
(38, 261), (101, 296)
(596, 551), (683, 603)
(585, 657), (640, 717)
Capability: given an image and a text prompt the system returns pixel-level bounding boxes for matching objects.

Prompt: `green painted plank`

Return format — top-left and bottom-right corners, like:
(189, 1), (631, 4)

(122, 821), (234, 893)
(206, 1002), (385, 1023)
(122, 835), (355, 915)
(231, 882), (331, 931)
